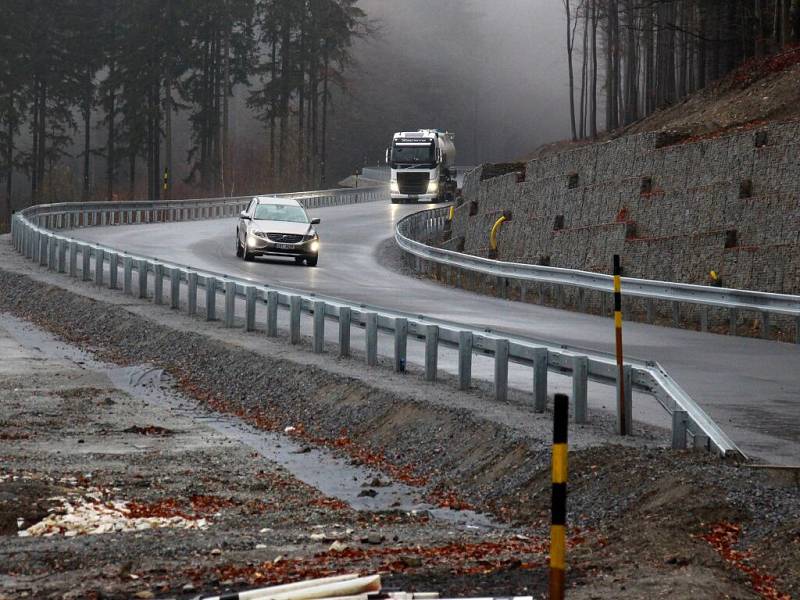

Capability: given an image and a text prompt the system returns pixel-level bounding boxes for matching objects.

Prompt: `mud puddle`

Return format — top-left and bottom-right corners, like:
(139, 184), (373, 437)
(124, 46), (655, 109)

(0, 312), (500, 530)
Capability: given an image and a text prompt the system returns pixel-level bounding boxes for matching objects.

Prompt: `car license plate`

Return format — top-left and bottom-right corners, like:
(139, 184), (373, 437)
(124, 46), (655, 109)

(275, 243), (294, 250)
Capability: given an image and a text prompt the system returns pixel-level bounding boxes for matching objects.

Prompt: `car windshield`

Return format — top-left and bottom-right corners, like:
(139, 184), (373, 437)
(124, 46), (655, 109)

(392, 144), (434, 165)
(253, 203), (308, 223)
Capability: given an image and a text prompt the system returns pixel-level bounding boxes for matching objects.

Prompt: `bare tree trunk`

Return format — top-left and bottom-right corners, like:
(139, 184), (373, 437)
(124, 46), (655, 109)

(106, 68), (116, 202)
(222, 18), (231, 197)
(164, 80), (173, 200)
(579, 5), (589, 139)
(2, 109), (12, 229)
(590, 0), (598, 139)
(82, 66), (93, 201)
(321, 49), (329, 187)
(564, 0), (578, 141)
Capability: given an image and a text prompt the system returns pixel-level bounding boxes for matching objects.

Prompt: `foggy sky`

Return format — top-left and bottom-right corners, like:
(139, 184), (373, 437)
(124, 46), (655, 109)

(328, 0), (571, 173)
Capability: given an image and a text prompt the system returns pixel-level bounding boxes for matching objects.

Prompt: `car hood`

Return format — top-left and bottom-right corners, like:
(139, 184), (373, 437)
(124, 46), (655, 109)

(250, 220), (312, 235)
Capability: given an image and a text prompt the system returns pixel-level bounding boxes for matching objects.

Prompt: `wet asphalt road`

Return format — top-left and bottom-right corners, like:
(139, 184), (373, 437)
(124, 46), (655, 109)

(70, 199), (800, 464)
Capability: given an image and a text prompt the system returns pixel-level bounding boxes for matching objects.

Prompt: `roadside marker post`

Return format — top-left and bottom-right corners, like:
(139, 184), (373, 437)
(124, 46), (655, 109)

(549, 393), (568, 600)
(613, 255), (628, 436)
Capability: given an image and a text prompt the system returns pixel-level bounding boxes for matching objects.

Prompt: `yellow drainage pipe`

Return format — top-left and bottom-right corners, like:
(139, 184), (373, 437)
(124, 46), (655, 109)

(448, 204), (455, 221)
(489, 215), (507, 252)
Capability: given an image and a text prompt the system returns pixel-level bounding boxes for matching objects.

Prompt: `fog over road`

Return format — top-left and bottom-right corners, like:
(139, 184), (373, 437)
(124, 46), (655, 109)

(72, 201), (800, 465)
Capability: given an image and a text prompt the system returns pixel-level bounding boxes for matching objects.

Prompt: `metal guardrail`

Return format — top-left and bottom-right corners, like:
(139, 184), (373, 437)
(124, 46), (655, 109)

(396, 207), (800, 343)
(8, 189), (744, 459)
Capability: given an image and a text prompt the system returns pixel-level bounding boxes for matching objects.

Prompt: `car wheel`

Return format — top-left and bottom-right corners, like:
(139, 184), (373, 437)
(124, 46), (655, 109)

(306, 255), (318, 267)
(391, 198), (399, 204)
(294, 257), (305, 265)
(236, 236), (243, 257)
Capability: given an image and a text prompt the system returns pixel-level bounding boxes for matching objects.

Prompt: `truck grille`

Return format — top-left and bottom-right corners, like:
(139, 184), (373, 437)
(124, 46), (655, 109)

(397, 172), (430, 195)
(267, 233), (304, 244)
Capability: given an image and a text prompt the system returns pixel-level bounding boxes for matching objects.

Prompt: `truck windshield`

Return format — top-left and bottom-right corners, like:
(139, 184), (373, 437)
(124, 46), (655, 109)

(392, 144), (434, 165)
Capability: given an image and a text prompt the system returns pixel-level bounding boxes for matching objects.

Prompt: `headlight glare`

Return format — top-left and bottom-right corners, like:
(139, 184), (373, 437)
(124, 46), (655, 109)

(390, 181), (399, 193)
(427, 181), (439, 193)
(310, 241), (320, 253)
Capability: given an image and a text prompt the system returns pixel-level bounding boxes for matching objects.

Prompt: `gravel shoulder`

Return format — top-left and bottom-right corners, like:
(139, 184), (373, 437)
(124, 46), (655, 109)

(0, 236), (798, 599)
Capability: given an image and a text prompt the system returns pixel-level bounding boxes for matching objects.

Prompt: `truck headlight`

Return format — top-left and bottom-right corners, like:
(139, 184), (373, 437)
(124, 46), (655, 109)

(390, 181), (399, 193)
(427, 181), (439, 193)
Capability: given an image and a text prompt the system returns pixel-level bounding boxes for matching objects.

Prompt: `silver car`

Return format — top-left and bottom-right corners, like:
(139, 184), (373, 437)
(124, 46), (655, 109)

(236, 197), (321, 266)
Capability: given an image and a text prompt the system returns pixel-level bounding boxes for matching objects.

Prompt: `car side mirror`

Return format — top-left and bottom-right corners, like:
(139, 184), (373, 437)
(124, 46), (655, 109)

(240, 211), (251, 220)
(311, 217), (321, 225)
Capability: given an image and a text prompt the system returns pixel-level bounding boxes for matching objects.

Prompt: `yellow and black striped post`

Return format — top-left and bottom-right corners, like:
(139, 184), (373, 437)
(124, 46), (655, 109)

(549, 392), (568, 600)
(163, 167), (170, 196)
(613, 254), (627, 436)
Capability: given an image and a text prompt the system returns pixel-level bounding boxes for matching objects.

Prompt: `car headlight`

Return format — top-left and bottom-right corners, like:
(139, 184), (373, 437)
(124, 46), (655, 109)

(310, 241), (320, 253)
(304, 229), (319, 241)
(390, 181), (399, 193)
(427, 180), (438, 193)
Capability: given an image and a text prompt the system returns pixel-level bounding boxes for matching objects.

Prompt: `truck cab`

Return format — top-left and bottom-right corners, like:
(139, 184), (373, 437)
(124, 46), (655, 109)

(387, 129), (457, 204)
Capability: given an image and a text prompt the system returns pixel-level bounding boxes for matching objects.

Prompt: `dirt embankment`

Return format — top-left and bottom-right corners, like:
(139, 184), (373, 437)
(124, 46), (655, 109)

(0, 267), (798, 599)
(530, 45), (800, 159)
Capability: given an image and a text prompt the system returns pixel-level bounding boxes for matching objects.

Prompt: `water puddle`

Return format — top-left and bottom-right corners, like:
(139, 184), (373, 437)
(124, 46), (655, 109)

(1, 313), (501, 530)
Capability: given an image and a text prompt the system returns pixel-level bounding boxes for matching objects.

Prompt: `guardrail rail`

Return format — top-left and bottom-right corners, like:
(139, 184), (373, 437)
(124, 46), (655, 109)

(396, 207), (800, 344)
(9, 188), (745, 459)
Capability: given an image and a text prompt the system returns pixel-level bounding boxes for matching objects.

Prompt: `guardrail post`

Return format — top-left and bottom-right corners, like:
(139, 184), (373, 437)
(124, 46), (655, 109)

(266, 291), (279, 337)
(313, 301), (326, 353)
(616, 364), (633, 435)
(699, 306), (709, 332)
(729, 308), (738, 336)
(153, 264), (164, 305)
(187, 272), (198, 315)
(494, 338), (509, 402)
(796, 316), (800, 345)
(57, 239), (67, 274)
(761, 312), (770, 339)
(671, 301), (680, 327)
(94, 249), (105, 287)
(645, 299), (655, 323)
(47, 236), (57, 271)
(138, 259), (148, 299)
(123, 257), (132, 294)
(394, 318), (408, 372)
(572, 356), (589, 424)
(244, 286), (257, 331)
(366, 312), (378, 366)
(108, 252), (119, 289)
(69, 242), (78, 277)
(425, 324), (439, 382)
(339, 306), (351, 357)
(224, 281), (236, 327)
(82, 247), (92, 282)
(39, 234), (48, 267)
(290, 295), (302, 344)
(534, 348), (548, 412)
(205, 277), (217, 320)
(458, 331), (473, 390)
(671, 410), (689, 449)
(170, 268), (181, 309)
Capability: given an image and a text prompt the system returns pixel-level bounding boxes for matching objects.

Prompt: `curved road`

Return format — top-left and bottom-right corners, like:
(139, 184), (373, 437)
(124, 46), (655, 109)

(72, 200), (800, 464)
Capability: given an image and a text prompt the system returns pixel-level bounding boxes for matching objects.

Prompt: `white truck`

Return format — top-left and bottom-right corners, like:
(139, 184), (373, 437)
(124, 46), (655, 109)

(386, 129), (457, 204)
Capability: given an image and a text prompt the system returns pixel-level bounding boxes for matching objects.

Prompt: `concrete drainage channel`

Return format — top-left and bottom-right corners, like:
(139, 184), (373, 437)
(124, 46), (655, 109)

(9, 190), (744, 459)
(0, 312), (499, 531)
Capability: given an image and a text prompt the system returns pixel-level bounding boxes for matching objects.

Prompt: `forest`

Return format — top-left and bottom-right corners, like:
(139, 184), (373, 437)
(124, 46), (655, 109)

(0, 0), (366, 229)
(562, 0), (800, 140)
